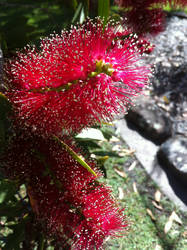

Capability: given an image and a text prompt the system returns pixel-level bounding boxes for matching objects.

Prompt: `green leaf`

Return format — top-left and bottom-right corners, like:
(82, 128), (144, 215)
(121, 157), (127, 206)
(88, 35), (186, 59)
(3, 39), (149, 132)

(0, 203), (23, 219)
(98, 0), (110, 20)
(82, 0), (89, 18)
(80, 5), (86, 23)
(53, 136), (97, 177)
(0, 93), (11, 120)
(72, 0), (89, 24)
(71, 0), (78, 10)
(3, 221), (26, 250)
(0, 93), (12, 153)
(72, 2), (83, 23)
(76, 128), (105, 141)
(0, 179), (17, 204)
(0, 122), (5, 153)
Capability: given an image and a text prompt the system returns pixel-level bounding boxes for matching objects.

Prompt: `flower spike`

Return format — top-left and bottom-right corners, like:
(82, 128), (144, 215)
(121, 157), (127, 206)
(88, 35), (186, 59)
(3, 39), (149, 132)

(5, 18), (150, 136)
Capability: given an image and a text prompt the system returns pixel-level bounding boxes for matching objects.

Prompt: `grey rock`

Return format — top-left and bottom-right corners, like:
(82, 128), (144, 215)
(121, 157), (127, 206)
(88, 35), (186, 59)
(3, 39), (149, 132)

(145, 15), (187, 117)
(157, 136), (187, 185)
(173, 120), (187, 137)
(125, 96), (172, 144)
(115, 119), (187, 211)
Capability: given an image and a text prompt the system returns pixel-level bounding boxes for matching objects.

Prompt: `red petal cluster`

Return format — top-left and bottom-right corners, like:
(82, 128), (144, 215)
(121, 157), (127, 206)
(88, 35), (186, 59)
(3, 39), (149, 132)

(115, 0), (187, 36)
(114, 30), (155, 54)
(116, 0), (187, 7)
(125, 8), (165, 35)
(5, 19), (150, 136)
(1, 131), (127, 249)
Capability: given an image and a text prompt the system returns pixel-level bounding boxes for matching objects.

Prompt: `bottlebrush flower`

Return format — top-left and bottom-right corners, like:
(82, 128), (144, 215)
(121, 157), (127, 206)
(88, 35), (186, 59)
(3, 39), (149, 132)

(125, 8), (165, 35)
(115, 0), (187, 8)
(5, 18), (150, 136)
(1, 131), (127, 249)
(114, 30), (155, 54)
(116, 0), (186, 36)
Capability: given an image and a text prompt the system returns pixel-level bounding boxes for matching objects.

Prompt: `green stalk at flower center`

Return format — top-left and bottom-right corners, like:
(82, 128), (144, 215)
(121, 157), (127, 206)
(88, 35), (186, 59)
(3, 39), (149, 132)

(89, 60), (114, 78)
(31, 82), (73, 93)
(29, 60), (114, 94)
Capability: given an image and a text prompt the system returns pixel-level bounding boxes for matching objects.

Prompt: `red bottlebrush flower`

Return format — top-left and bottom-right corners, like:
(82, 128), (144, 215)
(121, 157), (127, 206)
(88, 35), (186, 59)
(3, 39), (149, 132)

(124, 8), (166, 35)
(116, 0), (186, 36)
(115, 0), (163, 8)
(115, 0), (187, 8)
(1, 131), (127, 249)
(114, 30), (155, 54)
(5, 18), (150, 136)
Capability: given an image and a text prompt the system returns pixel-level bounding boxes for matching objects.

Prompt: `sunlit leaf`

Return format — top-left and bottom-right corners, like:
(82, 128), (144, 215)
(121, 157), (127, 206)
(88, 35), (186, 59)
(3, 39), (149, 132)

(152, 201), (163, 210)
(76, 128), (105, 141)
(114, 167), (127, 178)
(154, 190), (161, 203)
(155, 245), (162, 250)
(164, 219), (173, 234)
(163, 95), (169, 104)
(109, 136), (120, 143)
(132, 182), (138, 194)
(170, 211), (182, 225)
(146, 208), (156, 221)
(128, 161), (136, 171)
(118, 187), (124, 200)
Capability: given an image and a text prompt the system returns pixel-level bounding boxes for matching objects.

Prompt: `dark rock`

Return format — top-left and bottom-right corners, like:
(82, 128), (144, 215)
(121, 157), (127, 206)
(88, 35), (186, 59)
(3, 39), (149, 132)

(157, 136), (187, 185)
(173, 120), (187, 137)
(167, 11), (187, 19)
(125, 96), (172, 144)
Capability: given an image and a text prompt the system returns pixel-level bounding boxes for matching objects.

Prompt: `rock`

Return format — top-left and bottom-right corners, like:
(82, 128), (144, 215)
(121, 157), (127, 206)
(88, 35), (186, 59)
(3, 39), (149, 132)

(172, 120), (187, 137)
(144, 14), (187, 118)
(157, 136), (187, 185)
(125, 96), (172, 144)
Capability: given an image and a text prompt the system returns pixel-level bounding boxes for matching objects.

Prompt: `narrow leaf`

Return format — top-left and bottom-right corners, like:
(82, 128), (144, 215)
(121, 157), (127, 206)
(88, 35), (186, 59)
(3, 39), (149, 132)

(114, 167), (127, 178)
(72, 2), (83, 23)
(128, 161), (136, 171)
(152, 201), (163, 210)
(146, 208), (156, 221)
(118, 187), (124, 200)
(154, 190), (161, 203)
(170, 211), (182, 225)
(54, 136), (97, 177)
(80, 5), (86, 24)
(164, 220), (173, 234)
(133, 182), (138, 194)
(71, 0), (78, 10)
(0, 92), (11, 119)
(98, 0), (110, 21)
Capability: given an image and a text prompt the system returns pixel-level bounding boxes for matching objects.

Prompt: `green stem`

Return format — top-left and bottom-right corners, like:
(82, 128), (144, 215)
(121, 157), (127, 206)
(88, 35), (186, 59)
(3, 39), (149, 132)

(53, 136), (97, 177)
(38, 233), (45, 250)
(30, 82), (73, 93)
